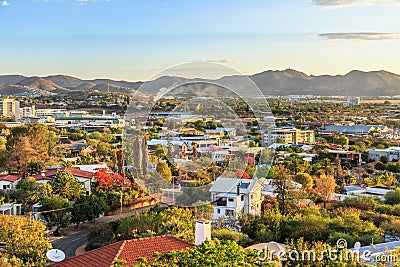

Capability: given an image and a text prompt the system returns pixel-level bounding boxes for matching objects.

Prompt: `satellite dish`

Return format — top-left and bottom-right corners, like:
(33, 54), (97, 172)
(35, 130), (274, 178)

(354, 242), (361, 250)
(46, 249), (66, 262)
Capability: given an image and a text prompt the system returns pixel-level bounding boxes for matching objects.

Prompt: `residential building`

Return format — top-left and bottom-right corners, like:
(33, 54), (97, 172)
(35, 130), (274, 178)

(0, 98), (20, 119)
(328, 150), (362, 167)
(21, 106), (35, 118)
(34, 168), (93, 191)
(0, 174), (21, 191)
(264, 128), (315, 145)
(346, 97), (360, 106)
(0, 203), (22, 216)
(209, 177), (264, 219)
(35, 108), (68, 118)
(367, 147), (400, 162)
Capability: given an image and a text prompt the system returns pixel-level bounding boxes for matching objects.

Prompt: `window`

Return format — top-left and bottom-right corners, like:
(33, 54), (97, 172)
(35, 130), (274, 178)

(217, 209), (220, 214)
(225, 210), (234, 216)
(241, 195), (244, 201)
(228, 198), (234, 202)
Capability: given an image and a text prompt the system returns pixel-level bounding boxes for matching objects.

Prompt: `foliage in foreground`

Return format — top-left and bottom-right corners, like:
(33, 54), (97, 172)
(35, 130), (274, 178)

(131, 239), (364, 267)
(133, 239), (276, 267)
(0, 215), (51, 267)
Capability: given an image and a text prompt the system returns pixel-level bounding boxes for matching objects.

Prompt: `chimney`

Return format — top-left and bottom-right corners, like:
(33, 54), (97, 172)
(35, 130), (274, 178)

(195, 220), (211, 245)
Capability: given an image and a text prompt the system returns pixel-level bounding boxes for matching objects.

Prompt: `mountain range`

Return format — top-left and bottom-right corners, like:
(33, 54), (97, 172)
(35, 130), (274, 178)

(1, 69), (400, 96)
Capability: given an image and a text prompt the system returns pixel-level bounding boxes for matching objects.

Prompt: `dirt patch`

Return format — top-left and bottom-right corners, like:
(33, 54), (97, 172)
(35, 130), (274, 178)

(75, 243), (87, 256)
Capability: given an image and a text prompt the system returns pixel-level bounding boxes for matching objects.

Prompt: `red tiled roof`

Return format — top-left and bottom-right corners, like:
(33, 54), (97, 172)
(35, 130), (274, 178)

(117, 235), (195, 266)
(0, 174), (21, 182)
(50, 235), (195, 267)
(50, 241), (123, 267)
(34, 168), (93, 181)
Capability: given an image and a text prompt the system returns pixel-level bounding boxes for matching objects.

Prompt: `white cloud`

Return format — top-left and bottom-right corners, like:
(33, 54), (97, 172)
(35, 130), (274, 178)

(1, 0), (10, 6)
(317, 32), (400, 41)
(309, 0), (400, 7)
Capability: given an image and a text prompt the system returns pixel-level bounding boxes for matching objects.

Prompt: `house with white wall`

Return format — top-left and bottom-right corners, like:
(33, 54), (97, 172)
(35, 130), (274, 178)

(209, 177), (264, 220)
(0, 174), (21, 191)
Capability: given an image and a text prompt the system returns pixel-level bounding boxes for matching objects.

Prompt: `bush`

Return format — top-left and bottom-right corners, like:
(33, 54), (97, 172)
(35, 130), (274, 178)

(327, 232), (356, 248)
(375, 204), (395, 215)
(212, 229), (253, 247)
(86, 224), (114, 251)
(335, 196), (379, 210)
(384, 188), (400, 205)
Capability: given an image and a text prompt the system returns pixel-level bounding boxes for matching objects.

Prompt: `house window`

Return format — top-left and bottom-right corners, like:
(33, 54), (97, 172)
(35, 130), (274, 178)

(225, 210), (234, 216)
(241, 195), (244, 201)
(250, 194), (253, 199)
(3, 185), (7, 190)
(217, 209), (220, 214)
(228, 198), (234, 202)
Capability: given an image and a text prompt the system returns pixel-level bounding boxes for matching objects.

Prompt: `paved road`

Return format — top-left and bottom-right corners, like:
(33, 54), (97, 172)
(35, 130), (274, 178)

(51, 229), (91, 258)
(50, 204), (161, 258)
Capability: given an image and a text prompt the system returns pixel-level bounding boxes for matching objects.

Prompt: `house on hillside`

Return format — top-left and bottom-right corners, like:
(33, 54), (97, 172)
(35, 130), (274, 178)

(0, 174), (21, 191)
(209, 177), (264, 220)
(34, 168), (93, 191)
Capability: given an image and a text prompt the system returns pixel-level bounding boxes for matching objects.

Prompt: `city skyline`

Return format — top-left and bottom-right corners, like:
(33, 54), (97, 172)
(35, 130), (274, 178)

(1, 0), (400, 81)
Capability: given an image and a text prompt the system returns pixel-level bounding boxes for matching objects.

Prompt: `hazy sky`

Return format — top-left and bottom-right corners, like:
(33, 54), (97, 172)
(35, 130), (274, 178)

(1, 0), (400, 81)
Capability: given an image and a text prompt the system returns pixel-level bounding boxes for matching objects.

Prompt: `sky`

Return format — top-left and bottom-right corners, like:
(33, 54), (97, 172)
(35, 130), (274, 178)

(1, 0), (400, 81)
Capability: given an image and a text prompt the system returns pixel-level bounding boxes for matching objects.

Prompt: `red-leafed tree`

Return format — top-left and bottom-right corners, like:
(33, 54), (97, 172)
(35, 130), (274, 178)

(236, 169), (250, 179)
(94, 168), (131, 190)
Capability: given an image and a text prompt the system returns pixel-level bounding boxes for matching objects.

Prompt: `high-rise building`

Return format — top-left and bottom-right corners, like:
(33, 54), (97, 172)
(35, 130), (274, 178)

(264, 127), (315, 145)
(0, 98), (20, 120)
(347, 97), (360, 106)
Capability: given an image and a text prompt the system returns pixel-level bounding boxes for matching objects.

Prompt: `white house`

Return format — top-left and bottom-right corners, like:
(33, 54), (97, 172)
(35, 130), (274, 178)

(367, 147), (400, 162)
(0, 174), (21, 191)
(34, 167), (93, 192)
(209, 177), (264, 220)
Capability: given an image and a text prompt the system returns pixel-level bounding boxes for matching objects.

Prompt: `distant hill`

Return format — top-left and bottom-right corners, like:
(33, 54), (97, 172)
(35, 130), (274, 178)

(0, 75), (27, 85)
(1, 69), (400, 96)
(72, 81), (97, 91)
(44, 75), (84, 88)
(17, 77), (67, 92)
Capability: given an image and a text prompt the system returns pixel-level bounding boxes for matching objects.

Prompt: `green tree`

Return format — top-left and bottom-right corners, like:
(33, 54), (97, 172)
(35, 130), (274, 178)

(0, 215), (51, 267)
(272, 165), (302, 214)
(294, 173), (313, 190)
(212, 229), (253, 247)
(50, 170), (85, 200)
(315, 175), (336, 208)
(15, 176), (40, 206)
(333, 135), (349, 147)
(156, 161), (172, 182)
(385, 188), (400, 205)
(134, 239), (275, 267)
(40, 194), (70, 235)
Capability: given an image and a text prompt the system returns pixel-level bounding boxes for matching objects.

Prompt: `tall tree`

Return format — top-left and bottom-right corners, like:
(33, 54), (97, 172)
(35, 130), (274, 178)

(315, 174), (336, 208)
(294, 172), (313, 190)
(6, 136), (37, 174)
(142, 136), (149, 175)
(272, 165), (302, 214)
(156, 161), (172, 182)
(133, 137), (143, 169)
(0, 215), (51, 266)
(50, 170), (85, 200)
(15, 176), (40, 206)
